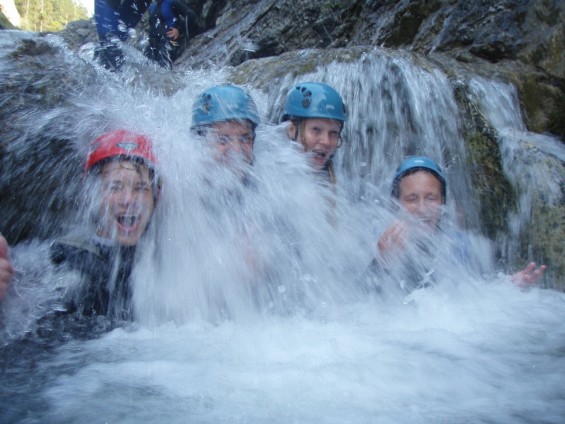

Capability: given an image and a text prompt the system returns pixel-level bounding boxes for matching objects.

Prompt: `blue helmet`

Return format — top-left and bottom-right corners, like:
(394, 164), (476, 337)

(191, 84), (260, 129)
(281, 82), (346, 124)
(391, 156), (447, 201)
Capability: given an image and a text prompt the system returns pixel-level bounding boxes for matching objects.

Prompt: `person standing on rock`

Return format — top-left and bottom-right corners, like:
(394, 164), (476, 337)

(94, 0), (151, 70)
(280, 82), (347, 184)
(144, 0), (198, 69)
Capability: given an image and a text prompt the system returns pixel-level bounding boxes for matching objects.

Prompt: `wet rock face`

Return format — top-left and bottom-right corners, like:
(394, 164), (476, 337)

(54, 1), (563, 142)
(172, 0), (565, 141)
(0, 35), (94, 243)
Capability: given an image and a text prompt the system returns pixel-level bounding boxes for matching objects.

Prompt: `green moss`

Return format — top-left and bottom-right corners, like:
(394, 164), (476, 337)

(465, 132), (514, 237)
(531, 205), (565, 289)
(453, 82), (515, 238)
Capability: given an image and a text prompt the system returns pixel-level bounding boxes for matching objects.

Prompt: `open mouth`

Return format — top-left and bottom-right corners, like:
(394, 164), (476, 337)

(117, 215), (139, 232)
(310, 150), (329, 168)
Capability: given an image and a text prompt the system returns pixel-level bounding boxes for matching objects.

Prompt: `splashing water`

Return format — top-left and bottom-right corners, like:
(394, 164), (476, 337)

(1, 33), (565, 423)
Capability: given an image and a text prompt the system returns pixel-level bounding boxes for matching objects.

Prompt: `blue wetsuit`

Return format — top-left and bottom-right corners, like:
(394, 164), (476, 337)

(144, 0), (196, 68)
(94, 0), (151, 70)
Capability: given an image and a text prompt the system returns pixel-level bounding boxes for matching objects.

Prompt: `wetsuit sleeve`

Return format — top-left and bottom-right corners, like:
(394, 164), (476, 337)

(50, 240), (105, 279)
(50, 240), (111, 316)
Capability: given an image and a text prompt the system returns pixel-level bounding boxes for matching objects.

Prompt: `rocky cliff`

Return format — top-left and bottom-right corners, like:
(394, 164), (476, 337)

(61, 0), (564, 141)
(180, 0), (565, 141)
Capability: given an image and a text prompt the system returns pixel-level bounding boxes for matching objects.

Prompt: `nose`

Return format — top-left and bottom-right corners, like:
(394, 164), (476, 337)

(413, 198), (428, 215)
(118, 187), (136, 206)
(318, 130), (332, 147)
(228, 141), (243, 153)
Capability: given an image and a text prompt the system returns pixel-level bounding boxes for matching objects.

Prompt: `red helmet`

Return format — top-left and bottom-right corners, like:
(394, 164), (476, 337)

(85, 129), (157, 172)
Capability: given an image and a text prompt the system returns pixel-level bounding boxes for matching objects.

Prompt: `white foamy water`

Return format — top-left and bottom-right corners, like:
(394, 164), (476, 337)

(41, 284), (565, 423)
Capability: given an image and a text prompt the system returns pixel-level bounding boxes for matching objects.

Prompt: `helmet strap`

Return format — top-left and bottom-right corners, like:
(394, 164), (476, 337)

(297, 120), (307, 150)
(286, 119), (301, 143)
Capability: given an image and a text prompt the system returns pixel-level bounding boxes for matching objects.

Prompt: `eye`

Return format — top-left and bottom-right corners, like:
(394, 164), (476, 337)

(215, 135), (231, 145)
(108, 182), (124, 192)
(134, 183), (151, 192)
(329, 131), (340, 140)
(238, 134), (253, 144)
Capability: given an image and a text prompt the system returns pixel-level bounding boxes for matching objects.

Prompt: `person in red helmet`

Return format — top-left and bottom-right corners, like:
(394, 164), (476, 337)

(49, 129), (161, 320)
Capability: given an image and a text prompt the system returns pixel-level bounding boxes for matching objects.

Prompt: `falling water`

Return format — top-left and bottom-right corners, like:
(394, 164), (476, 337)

(469, 77), (565, 283)
(266, 51), (479, 230)
(1, 33), (565, 423)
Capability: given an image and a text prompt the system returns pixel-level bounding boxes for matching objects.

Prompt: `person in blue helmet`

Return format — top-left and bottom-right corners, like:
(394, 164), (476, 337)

(94, 0), (151, 70)
(370, 156), (546, 293)
(144, 0), (198, 69)
(191, 84), (261, 174)
(280, 82), (347, 183)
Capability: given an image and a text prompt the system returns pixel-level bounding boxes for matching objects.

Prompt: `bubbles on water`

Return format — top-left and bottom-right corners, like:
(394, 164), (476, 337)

(24, 286), (565, 423)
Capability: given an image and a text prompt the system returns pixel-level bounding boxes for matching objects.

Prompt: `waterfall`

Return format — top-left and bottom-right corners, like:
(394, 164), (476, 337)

(265, 51), (479, 230)
(1, 33), (565, 423)
(469, 77), (565, 285)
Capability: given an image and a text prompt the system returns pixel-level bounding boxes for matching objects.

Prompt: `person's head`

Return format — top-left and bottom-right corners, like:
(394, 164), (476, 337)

(281, 82), (346, 171)
(391, 156), (446, 230)
(192, 84), (260, 166)
(85, 129), (160, 246)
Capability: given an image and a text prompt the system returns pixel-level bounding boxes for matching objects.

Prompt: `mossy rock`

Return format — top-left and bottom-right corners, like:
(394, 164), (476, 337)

(530, 204), (565, 289)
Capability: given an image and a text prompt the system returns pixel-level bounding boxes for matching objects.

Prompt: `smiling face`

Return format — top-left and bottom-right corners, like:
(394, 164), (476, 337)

(95, 160), (156, 246)
(397, 170), (444, 230)
(287, 118), (342, 170)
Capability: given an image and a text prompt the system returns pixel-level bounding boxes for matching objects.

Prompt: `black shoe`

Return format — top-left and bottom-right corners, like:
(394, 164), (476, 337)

(94, 42), (124, 72)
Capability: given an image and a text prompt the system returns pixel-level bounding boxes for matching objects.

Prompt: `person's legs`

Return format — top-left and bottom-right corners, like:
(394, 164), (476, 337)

(94, 41), (124, 71)
(144, 34), (173, 69)
(94, 0), (150, 71)
(152, 39), (173, 69)
(94, 0), (127, 41)
(143, 36), (160, 63)
(94, 0), (127, 70)
(167, 41), (183, 66)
